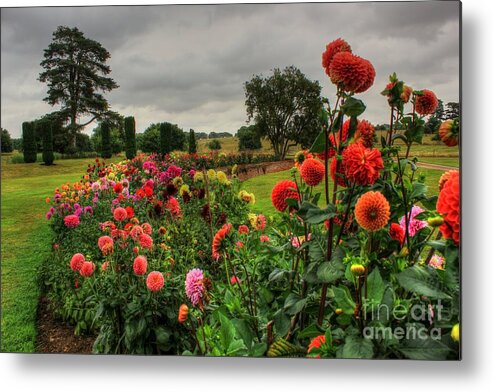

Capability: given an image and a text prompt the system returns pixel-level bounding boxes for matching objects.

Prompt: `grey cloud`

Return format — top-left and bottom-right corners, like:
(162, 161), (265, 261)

(1, 2), (460, 138)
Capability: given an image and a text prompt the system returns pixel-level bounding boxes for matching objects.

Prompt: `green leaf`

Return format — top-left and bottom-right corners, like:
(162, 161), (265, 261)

(398, 335), (451, 360)
(342, 336), (374, 359)
(217, 311), (236, 350)
(297, 202), (336, 224)
(341, 97), (366, 117)
(410, 182), (428, 199)
(251, 342), (268, 356)
(317, 259), (345, 283)
(392, 134), (408, 144)
(319, 107), (328, 125)
(284, 293), (307, 315)
(310, 129), (327, 153)
(421, 195), (438, 210)
(347, 116), (359, 140)
(363, 267), (385, 306)
(227, 339), (247, 356)
(397, 265), (451, 299)
(332, 286), (356, 314)
(231, 318), (254, 349)
(155, 327), (170, 346)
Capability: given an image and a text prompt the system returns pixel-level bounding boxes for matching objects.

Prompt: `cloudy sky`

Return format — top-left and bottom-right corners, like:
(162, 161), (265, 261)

(1, 1), (460, 138)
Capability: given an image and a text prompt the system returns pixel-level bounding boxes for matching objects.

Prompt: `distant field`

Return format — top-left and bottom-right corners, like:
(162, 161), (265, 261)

(197, 132), (458, 159)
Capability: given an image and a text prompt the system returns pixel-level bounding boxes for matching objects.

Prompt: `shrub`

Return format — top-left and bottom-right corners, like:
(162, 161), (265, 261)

(1, 128), (13, 153)
(125, 116), (137, 159)
(160, 123), (172, 155)
(188, 129), (197, 154)
(101, 121), (112, 159)
(22, 122), (37, 163)
(237, 125), (262, 151)
(39, 120), (55, 165)
(208, 139), (221, 151)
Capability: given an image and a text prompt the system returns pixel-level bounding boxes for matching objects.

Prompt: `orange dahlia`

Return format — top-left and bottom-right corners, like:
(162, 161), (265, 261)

(330, 157), (348, 187)
(271, 180), (299, 212)
(329, 52), (375, 93)
(342, 143), (384, 186)
(415, 89), (438, 116)
(300, 158), (325, 186)
(212, 223), (232, 260)
(439, 119), (459, 147)
(439, 170), (459, 191)
(322, 38), (352, 76)
(437, 173), (460, 245)
(355, 191), (390, 232)
(354, 119), (375, 148)
(384, 82), (413, 104)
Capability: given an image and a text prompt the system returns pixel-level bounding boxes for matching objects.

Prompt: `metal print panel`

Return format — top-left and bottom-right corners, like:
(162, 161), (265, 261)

(0, 1), (461, 359)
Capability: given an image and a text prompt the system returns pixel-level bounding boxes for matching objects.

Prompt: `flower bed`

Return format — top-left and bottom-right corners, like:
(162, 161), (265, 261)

(40, 38), (460, 358)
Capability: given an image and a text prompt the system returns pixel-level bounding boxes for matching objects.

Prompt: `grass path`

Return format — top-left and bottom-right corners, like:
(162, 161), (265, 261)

(0, 155), (121, 352)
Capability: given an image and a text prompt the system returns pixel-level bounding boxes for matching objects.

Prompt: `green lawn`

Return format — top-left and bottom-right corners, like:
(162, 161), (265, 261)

(0, 153), (122, 352)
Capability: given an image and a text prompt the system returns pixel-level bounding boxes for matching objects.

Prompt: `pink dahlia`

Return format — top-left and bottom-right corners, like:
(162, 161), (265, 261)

(185, 268), (206, 307)
(133, 255), (147, 276)
(165, 196), (182, 219)
(399, 206), (428, 237)
(429, 255), (445, 270)
(98, 235), (114, 256)
(238, 225), (250, 235)
(64, 214), (80, 228)
(70, 253), (85, 272)
(139, 233), (153, 250)
(141, 222), (152, 235)
(80, 261), (95, 277)
(146, 271), (165, 292)
(113, 207), (127, 222)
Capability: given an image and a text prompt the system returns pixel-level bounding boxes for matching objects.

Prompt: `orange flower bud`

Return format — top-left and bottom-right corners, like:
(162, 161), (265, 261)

(178, 304), (188, 323)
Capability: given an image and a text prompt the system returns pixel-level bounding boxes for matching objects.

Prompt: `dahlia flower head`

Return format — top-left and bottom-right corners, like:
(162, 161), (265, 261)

(80, 261), (96, 278)
(271, 180), (299, 212)
(64, 214), (80, 228)
(70, 253), (85, 272)
(330, 157), (348, 187)
(185, 268), (206, 307)
(133, 255), (148, 276)
(415, 89), (439, 116)
(342, 143), (384, 186)
(300, 158), (325, 186)
(399, 206), (428, 237)
(322, 38), (352, 76)
(439, 119), (460, 147)
(355, 191), (390, 232)
(212, 223), (232, 260)
(329, 51), (376, 93)
(146, 271), (165, 292)
(437, 172), (460, 245)
(307, 335), (326, 358)
(429, 254), (445, 270)
(98, 235), (114, 256)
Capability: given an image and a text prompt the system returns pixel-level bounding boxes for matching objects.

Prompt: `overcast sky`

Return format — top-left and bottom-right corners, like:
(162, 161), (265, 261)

(1, 1), (460, 138)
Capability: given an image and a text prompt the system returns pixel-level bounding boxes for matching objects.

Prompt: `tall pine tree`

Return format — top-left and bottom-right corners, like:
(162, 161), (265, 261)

(39, 26), (119, 149)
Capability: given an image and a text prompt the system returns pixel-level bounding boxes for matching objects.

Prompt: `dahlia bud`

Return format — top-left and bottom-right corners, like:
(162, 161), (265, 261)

(399, 246), (409, 257)
(427, 216), (444, 227)
(400, 85), (413, 103)
(335, 308), (343, 315)
(451, 323), (460, 342)
(178, 304), (188, 323)
(350, 264), (366, 276)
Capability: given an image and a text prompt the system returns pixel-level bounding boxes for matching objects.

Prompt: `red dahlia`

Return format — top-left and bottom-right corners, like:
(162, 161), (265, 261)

(389, 223), (405, 246)
(322, 38), (352, 76)
(342, 143), (384, 186)
(329, 52), (375, 93)
(330, 157), (348, 187)
(271, 180), (300, 212)
(437, 172), (460, 245)
(300, 158), (325, 186)
(415, 89), (438, 116)
(354, 119), (375, 148)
